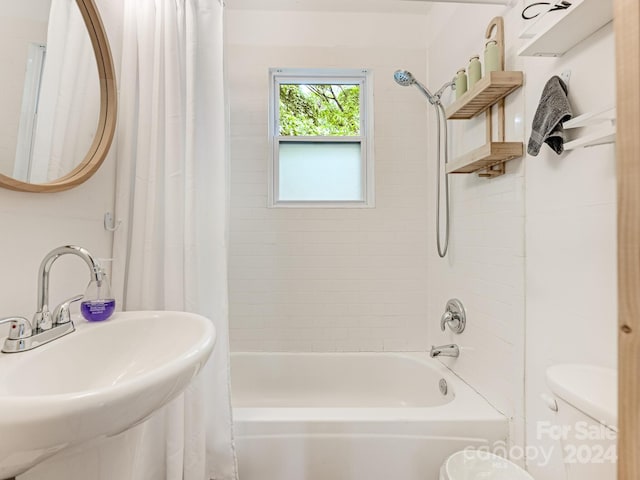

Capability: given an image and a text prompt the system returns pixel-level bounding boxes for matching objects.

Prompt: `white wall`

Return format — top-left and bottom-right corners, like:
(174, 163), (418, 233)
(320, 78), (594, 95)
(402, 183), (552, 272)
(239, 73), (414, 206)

(424, 1), (527, 456)
(425, 2), (617, 478)
(226, 9), (433, 352)
(0, 0), (120, 337)
(522, 21), (617, 480)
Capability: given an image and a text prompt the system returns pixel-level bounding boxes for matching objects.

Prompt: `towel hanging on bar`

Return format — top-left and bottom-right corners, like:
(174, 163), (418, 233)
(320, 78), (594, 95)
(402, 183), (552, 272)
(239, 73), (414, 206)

(528, 75), (573, 156)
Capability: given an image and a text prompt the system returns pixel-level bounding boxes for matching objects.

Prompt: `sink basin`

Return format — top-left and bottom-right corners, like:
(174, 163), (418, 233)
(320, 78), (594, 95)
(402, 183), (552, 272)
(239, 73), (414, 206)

(0, 311), (215, 478)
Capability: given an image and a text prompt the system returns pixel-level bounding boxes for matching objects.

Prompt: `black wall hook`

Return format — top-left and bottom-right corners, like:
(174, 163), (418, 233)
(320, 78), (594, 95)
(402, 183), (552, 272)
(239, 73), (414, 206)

(522, 1), (572, 20)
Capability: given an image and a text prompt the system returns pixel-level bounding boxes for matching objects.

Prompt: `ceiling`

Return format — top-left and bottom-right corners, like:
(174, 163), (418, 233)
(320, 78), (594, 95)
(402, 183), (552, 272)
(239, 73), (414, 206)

(224, 0), (433, 14)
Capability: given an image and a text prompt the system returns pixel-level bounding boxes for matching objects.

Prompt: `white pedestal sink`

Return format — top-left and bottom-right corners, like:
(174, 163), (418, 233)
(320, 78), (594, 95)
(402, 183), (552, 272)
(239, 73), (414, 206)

(0, 311), (215, 479)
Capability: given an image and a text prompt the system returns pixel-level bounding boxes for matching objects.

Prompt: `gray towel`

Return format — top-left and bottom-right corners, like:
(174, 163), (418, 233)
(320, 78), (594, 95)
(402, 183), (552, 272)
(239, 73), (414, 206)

(527, 76), (572, 156)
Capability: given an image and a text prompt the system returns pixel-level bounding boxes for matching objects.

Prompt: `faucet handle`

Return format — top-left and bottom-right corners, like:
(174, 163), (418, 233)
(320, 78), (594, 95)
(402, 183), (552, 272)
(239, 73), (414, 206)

(0, 316), (33, 340)
(440, 311), (453, 331)
(440, 299), (466, 334)
(53, 295), (84, 325)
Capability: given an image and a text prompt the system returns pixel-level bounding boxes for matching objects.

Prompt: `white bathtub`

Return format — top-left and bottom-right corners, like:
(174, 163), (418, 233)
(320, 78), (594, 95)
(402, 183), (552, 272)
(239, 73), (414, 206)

(231, 352), (508, 480)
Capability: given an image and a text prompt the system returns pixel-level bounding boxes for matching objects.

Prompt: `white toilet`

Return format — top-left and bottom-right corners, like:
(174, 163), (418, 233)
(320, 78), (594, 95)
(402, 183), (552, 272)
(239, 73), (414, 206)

(439, 450), (533, 480)
(440, 364), (617, 480)
(544, 364), (617, 480)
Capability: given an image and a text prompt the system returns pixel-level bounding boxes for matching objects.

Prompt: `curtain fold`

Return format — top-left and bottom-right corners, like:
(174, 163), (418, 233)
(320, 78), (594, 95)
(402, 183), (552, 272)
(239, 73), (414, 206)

(29, 0), (99, 182)
(111, 0), (237, 478)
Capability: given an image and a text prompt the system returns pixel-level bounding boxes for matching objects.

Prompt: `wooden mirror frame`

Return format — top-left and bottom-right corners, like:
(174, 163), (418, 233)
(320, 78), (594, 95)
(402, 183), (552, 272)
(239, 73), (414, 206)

(615, 0), (639, 478)
(0, 0), (116, 193)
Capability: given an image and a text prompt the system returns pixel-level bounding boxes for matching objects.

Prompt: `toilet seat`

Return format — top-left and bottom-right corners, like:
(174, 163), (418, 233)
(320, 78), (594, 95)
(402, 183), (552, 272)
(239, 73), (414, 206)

(440, 450), (534, 480)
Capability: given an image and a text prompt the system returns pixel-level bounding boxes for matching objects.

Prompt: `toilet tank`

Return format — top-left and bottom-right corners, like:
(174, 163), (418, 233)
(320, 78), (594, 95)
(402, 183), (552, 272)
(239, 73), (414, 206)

(546, 364), (617, 480)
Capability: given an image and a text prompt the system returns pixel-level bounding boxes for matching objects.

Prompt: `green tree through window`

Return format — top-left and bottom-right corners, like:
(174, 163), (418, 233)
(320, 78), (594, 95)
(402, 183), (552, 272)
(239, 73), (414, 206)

(279, 84), (360, 136)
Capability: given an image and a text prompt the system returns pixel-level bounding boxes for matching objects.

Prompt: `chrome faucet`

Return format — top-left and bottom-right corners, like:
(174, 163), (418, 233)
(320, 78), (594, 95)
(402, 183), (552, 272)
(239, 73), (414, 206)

(34, 246), (103, 330)
(1, 245), (103, 353)
(430, 344), (460, 358)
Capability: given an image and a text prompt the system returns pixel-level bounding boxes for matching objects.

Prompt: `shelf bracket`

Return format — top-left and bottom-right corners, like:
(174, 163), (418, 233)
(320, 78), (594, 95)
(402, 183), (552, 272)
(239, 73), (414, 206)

(478, 162), (506, 178)
(482, 16), (507, 178)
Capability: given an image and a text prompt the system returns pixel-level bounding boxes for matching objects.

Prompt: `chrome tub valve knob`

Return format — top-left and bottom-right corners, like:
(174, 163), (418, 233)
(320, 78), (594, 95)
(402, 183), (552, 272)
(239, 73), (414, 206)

(440, 310), (453, 331)
(440, 298), (466, 334)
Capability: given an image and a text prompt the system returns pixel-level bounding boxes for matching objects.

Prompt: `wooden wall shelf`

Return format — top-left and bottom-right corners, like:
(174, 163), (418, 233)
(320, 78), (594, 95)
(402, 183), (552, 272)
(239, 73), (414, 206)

(445, 71), (523, 120)
(444, 17), (524, 178)
(446, 142), (524, 174)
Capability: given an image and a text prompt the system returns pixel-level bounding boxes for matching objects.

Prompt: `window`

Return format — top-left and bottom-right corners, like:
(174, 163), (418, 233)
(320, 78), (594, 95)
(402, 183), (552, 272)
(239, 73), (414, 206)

(269, 68), (374, 207)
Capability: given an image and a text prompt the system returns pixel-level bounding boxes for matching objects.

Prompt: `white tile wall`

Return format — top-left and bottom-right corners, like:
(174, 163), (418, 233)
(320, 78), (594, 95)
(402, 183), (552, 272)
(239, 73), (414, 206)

(226, 10), (434, 352)
(424, 3), (526, 452)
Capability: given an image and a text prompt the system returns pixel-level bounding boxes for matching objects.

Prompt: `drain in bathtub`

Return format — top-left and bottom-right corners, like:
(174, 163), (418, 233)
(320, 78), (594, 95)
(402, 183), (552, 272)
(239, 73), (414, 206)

(439, 378), (448, 396)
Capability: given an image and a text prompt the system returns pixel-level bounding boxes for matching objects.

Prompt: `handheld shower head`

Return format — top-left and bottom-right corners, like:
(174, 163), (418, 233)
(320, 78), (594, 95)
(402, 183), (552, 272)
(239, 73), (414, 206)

(393, 69), (436, 103)
(393, 70), (416, 87)
(393, 68), (454, 258)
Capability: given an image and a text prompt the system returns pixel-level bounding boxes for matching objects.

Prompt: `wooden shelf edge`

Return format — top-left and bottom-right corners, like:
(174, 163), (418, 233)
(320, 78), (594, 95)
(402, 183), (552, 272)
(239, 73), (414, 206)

(446, 142), (524, 174)
(445, 71), (524, 120)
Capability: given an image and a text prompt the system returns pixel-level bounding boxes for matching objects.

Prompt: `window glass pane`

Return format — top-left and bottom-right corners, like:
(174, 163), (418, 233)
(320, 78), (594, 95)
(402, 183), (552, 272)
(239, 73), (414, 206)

(279, 84), (360, 136)
(278, 142), (362, 201)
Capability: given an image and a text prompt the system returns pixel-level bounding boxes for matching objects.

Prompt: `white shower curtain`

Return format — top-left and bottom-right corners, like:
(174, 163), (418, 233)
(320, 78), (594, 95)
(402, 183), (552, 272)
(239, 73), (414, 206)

(111, 0), (237, 479)
(28, 0), (100, 183)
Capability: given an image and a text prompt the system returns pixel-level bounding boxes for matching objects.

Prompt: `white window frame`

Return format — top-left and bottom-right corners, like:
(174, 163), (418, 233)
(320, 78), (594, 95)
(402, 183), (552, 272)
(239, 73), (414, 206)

(268, 68), (375, 208)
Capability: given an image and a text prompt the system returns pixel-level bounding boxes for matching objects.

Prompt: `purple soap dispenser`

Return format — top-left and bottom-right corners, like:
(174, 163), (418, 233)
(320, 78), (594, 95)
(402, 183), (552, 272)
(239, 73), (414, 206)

(80, 265), (116, 322)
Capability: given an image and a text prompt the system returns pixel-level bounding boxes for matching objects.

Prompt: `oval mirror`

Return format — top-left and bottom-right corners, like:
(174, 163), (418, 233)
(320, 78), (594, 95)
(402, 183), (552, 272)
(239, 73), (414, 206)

(0, 0), (116, 192)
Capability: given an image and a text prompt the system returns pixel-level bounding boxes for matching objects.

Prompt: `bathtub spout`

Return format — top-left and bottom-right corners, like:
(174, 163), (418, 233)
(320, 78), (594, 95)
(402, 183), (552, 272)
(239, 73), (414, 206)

(430, 344), (459, 358)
